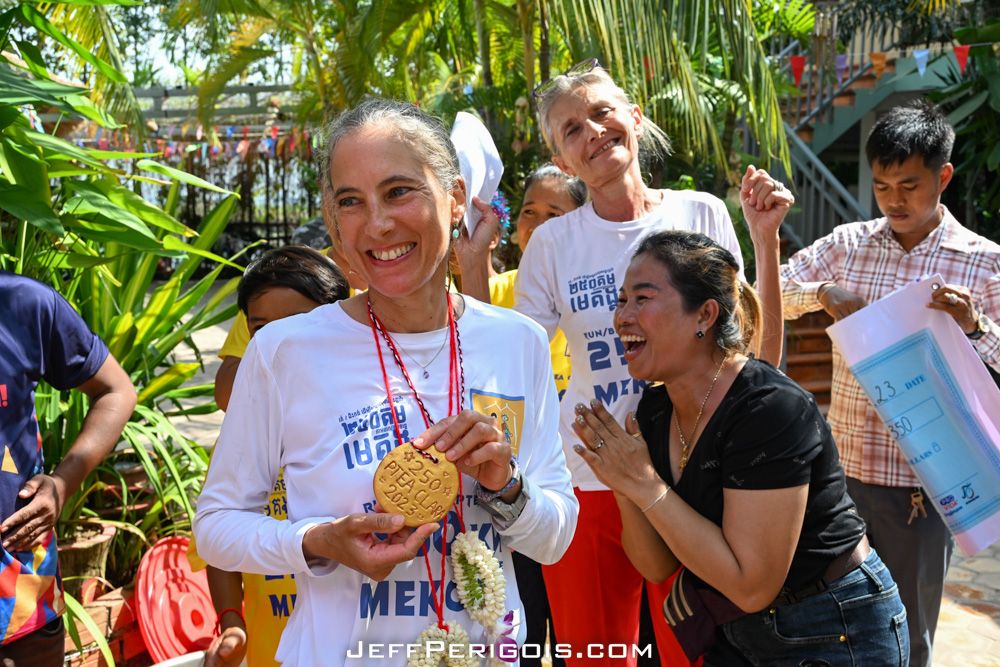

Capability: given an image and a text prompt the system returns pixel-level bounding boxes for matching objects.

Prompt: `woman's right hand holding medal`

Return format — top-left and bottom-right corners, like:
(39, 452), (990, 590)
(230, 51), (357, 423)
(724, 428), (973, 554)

(414, 410), (515, 495)
(301, 512), (438, 581)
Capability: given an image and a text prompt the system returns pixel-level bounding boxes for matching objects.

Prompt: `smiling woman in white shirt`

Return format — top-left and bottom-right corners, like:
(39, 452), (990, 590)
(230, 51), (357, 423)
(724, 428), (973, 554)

(194, 99), (578, 666)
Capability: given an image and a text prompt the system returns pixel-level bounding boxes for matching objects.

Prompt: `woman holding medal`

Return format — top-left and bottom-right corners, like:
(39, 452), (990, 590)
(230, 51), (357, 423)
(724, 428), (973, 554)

(195, 99), (578, 666)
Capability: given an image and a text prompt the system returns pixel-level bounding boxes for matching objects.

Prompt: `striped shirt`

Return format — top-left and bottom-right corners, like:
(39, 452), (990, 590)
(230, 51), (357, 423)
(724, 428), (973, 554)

(780, 207), (1000, 487)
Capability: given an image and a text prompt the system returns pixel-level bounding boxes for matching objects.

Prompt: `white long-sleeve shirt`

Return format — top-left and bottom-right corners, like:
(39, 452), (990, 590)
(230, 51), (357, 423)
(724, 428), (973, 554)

(195, 298), (577, 665)
(515, 193), (744, 490)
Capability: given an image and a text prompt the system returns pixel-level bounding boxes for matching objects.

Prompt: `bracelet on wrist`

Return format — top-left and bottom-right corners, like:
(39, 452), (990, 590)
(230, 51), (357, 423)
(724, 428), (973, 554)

(640, 487), (670, 513)
(479, 457), (518, 496)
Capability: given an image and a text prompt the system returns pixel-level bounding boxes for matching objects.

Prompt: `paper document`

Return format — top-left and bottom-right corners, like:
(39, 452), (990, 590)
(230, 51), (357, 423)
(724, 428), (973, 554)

(450, 112), (503, 237)
(827, 275), (1000, 555)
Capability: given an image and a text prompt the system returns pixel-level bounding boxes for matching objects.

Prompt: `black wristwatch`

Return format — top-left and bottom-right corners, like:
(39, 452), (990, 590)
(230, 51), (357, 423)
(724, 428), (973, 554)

(967, 313), (989, 340)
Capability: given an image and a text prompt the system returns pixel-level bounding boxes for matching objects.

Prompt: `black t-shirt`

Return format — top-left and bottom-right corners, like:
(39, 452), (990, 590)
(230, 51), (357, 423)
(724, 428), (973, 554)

(635, 358), (865, 591)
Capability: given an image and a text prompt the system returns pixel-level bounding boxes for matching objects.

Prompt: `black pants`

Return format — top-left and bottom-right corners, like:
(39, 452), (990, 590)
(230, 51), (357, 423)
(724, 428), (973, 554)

(0, 618), (64, 667)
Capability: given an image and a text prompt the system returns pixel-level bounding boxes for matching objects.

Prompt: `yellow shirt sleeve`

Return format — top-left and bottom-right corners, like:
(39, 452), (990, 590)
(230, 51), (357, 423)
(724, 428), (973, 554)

(489, 270), (518, 308)
(219, 310), (251, 359)
(492, 269), (572, 396)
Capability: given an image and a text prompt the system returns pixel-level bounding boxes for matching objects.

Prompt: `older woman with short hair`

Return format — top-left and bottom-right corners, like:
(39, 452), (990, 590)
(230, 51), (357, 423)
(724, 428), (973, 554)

(515, 60), (791, 665)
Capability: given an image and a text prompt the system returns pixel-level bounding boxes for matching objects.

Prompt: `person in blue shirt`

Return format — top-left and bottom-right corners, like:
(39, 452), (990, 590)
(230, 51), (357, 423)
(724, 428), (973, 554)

(0, 271), (135, 665)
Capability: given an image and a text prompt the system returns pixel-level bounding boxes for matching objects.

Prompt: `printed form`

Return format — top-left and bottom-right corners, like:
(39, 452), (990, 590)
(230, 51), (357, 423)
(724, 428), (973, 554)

(828, 275), (1000, 555)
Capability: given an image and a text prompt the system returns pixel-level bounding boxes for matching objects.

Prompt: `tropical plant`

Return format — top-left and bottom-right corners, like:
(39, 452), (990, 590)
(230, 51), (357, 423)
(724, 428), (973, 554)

(176, 1), (798, 177)
(0, 0), (240, 588)
(931, 19), (1000, 242)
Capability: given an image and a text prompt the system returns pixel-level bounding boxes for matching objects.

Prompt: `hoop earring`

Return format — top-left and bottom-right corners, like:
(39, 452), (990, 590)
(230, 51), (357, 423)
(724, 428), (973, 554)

(696, 330), (705, 339)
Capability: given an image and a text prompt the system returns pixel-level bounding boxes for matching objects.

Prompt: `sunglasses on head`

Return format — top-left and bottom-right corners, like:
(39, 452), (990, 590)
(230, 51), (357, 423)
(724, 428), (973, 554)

(532, 58), (601, 100)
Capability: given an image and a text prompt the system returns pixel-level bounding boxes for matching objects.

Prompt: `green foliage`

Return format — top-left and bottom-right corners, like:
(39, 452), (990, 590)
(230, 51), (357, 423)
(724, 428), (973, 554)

(931, 19), (1000, 242)
(834, 0), (986, 47)
(0, 1), (239, 590)
(63, 591), (116, 666)
(752, 0), (817, 43)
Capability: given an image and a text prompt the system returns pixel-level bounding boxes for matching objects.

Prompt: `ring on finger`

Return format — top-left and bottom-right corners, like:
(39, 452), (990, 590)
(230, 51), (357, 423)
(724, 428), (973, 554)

(946, 293), (959, 305)
(594, 438), (605, 450)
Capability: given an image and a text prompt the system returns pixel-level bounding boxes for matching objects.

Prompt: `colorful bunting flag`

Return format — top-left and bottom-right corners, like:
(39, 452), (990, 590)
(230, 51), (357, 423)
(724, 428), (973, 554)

(914, 49), (929, 76)
(954, 44), (970, 74)
(835, 54), (848, 84)
(790, 55), (806, 87)
(870, 52), (887, 78)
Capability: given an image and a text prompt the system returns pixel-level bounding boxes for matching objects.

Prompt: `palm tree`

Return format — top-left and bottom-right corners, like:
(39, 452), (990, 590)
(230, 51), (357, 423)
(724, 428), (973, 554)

(181, 0), (804, 176)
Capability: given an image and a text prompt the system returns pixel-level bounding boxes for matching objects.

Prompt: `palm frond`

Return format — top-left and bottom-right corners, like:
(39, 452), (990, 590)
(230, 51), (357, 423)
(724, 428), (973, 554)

(550, 0), (790, 172)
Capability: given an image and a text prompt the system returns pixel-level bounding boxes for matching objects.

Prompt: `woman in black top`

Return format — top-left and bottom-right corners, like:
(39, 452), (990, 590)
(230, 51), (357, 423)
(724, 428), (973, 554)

(572, 230), (908, 665)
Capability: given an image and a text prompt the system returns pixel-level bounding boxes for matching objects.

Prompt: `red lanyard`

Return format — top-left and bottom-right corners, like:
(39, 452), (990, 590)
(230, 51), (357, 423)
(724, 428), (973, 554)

(367, 293), (467, 629)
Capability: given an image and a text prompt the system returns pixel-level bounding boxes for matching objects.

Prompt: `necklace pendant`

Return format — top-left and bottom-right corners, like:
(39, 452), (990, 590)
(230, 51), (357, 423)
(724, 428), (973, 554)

(423, 369), (430, 379)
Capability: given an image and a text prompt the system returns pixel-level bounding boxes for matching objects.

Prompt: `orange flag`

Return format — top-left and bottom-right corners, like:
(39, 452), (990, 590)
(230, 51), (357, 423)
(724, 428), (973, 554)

(870, 52), (887, 78)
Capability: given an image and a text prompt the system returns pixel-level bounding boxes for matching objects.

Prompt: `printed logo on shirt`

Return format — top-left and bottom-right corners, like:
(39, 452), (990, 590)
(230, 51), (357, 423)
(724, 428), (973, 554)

(582, 326), (648, 406)
(1, 446), (17, 475)
(567, 268), (617, 313)
(0, 384), (7, 407)
(339, 400), (411, 470)
(470, 390), (525, 456)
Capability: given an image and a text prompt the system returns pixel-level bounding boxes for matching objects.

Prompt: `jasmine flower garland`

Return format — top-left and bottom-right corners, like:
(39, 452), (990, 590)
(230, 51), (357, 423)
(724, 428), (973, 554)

(408, 624), (478, 667)
(407, 531), (510, 666)
(451, 530), (507, 627)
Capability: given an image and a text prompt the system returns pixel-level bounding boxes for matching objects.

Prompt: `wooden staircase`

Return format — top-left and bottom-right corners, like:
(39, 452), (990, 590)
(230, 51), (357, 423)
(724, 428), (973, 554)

(784, 310), (834, 414)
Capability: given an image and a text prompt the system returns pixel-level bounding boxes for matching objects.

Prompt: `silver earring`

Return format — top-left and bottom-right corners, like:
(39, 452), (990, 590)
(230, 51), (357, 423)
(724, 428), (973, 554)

(696, 330), (705, 339)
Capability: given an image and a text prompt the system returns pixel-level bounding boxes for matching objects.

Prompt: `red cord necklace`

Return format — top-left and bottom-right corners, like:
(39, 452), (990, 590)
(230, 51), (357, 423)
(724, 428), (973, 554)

(367, 293), (466, 630)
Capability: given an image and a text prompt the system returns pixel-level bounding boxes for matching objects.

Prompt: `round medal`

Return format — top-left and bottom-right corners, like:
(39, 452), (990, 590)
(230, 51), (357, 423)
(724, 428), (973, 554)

(373, 444), (459, 527)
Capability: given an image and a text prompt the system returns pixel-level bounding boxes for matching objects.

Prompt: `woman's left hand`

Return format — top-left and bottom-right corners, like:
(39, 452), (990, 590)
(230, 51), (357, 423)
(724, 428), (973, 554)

(414, 410), (512, 491)
(740, 165), (794, 245)
(453, 196), (501, 271)
(572, 401), (665, 509)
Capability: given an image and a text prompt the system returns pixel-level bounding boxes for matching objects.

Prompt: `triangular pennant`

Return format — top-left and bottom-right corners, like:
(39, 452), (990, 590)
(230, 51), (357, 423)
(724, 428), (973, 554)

(914, 49), (930, 77)
(790, 55), (806, 87)
(954, 44), (970, 74)
(2, 446), (18, 474)
(835, 54), (848, 84)
(870, 52), (887, 78)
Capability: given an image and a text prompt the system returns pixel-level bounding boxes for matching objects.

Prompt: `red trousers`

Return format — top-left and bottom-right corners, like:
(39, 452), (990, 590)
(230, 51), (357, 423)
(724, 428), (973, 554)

(543, 489), (695, 666)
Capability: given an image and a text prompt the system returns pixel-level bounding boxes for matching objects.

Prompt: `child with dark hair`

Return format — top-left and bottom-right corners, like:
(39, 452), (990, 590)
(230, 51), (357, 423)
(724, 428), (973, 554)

(237, 245), (349, 335)
(194, 245), (348, 667)
(780, 98), (1000, 666)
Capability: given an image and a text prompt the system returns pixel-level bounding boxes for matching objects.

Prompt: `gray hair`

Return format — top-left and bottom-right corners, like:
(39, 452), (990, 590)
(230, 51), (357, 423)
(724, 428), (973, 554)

(320, 98), (461, 194)
(536, 66), (671, 164)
